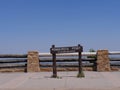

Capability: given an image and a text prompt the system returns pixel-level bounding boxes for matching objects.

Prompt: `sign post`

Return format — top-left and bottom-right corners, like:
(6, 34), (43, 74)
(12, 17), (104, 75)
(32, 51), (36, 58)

(77, 45), (84, 77)
(51, 45), (57, 78)
(50, 44), (84, 78)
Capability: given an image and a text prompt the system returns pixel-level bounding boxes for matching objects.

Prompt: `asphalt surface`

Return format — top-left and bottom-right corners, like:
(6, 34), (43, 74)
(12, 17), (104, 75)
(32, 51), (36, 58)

(0, 71), (120, 90)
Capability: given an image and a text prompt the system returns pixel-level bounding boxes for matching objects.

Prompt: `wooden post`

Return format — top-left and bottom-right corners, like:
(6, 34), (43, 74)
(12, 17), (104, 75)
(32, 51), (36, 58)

(51, 45), (57, 78)
(77, 45), (84, 78)
(78, 51), (82, 73)
(52, 53), (57, 78)
(78, 45), (82, 74)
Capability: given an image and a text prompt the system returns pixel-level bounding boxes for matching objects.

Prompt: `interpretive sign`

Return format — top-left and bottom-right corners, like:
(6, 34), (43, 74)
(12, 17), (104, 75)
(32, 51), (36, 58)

(50, 44), (84, 78)
(50, 45), (83, 54)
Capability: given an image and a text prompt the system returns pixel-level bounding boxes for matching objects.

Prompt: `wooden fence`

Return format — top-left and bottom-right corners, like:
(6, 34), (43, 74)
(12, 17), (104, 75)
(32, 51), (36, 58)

(39, 51), (120, 71)
(0, 51), (120, 72)
(109, 51), (120, 67)
(0, 54), (27, 72)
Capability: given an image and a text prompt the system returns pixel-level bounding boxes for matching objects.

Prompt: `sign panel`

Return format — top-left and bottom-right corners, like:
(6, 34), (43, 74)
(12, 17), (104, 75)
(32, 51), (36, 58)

(50, 45), (83, 54)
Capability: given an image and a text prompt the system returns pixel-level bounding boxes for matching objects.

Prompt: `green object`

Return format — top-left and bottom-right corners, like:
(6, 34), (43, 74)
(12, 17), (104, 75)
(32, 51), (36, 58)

(51, 75), (62, 79)
(77, 70), (85, 78)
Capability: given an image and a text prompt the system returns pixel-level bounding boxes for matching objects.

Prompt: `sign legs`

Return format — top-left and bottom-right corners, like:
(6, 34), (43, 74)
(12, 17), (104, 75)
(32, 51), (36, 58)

(52, 53), (57, 78)
(50, 44), (85, 78)
(77, 51), (85, 78)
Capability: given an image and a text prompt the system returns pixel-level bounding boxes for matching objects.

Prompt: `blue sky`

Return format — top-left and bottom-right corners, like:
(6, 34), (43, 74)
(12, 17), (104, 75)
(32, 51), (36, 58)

(0, 0), (120, 54)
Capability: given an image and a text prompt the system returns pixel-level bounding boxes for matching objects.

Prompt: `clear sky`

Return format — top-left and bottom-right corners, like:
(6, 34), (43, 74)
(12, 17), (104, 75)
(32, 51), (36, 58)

(0, 0), (120, 54)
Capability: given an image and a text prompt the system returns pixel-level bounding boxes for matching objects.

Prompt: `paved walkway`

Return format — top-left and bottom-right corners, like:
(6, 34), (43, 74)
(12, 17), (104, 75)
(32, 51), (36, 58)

(0, 71), (120, 90)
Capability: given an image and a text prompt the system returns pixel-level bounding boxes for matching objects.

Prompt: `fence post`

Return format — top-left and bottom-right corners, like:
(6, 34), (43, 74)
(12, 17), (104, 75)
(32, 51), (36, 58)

(27, 51), (40, 72)
(97, 50), (111, 71)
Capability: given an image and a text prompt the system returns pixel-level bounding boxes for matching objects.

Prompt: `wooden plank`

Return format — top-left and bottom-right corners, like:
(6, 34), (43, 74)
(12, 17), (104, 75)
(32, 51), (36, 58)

(111, 64), (120, 66)
(109, 51), (120, 55)
(110, 58), (120, 61)
(39, 52), (97, 57)
(40, 64), (94, 67)
(0, 65), (26, 68)
(0, 54), (27, 58)
(39, 51), (120, 56)
(0, 59), (27, 63)
(40, 58), (96, 62)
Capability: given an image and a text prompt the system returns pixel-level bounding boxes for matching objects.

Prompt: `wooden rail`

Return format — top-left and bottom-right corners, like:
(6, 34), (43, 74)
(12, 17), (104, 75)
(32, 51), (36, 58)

(40, 64), (94, 68)
(109, 51), (120, 55)
(39, 52), (96, 57)
(39, 51), (120, 69)
(0, 54), (27, 58)
(0, 51), (120, 71)
(109, 51), (120, 67)
(0, 59), (27, 63)
(40, 58), (95, 62)
(0, 54), (27, 69)
(0, 64), (26, 68)
(39, 51), (120, 57)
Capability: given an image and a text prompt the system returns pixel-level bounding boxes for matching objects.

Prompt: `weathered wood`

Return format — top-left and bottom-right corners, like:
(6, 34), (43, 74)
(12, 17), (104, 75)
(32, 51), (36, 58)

(111, 64), (120, 66)
(109, 51), (120, 55)
(0, 59), (27, 63)
(39, 52), (97, 57)
(52, 53), (57, 77)
(0, 64), (26, 68)
(50, 44), (83, 78)
(39, 51), (120, 57)
(40, 58), (96, 62)
(40, 64), (94, 67)
(110, 58), (120, 61)
(0, 54), (27, 58)
(78, 51), (82, 74)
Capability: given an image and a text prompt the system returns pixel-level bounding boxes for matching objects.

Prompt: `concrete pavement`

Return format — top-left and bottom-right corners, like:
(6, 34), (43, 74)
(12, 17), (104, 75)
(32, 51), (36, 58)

(0, 71), (120, 90)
